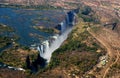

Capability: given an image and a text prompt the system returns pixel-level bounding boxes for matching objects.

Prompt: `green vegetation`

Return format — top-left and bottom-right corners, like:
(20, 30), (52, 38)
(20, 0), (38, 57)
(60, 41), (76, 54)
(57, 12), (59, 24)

(106, 63), (120, 77)
(81, 6), (92, 15)
(0, 24), (16, 48)
(48, 23), (106, 76)
(0, 46), (38, 68)
(0, 48), (24, 67)
(0, 68), (27, 78)
(78, 13), (95, 22)
(78, 6), (99, 23)
(0, 24), (19, 49)
(0, 36), (11, 48)
(0, 24), (30, 68)
(33, 26), (59, 34)
(112, 63), (120, 69)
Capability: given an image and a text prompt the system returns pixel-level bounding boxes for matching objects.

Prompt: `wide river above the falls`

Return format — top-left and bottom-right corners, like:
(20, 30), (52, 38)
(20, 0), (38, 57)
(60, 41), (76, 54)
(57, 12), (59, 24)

(0, 7), (66, 46)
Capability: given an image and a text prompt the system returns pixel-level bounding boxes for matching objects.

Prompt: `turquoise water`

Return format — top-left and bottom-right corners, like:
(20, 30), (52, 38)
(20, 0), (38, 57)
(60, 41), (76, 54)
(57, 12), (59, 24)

(0, 7), (65, 46)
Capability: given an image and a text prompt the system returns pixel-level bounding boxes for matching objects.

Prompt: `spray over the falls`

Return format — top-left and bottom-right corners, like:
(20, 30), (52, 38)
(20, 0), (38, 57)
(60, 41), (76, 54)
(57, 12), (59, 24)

(37, 28), (72, 62)
(37, 9), (79, 62)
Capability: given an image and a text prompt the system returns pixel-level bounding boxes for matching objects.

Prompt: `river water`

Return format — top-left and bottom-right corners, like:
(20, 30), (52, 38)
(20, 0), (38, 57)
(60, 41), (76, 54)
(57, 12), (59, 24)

(0, 7), (78, 71)
(0, 7), (66, 46)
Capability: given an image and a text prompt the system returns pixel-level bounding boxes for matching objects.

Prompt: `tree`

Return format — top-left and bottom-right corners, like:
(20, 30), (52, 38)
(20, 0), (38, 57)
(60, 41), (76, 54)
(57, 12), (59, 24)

(82, 6), (92, 15)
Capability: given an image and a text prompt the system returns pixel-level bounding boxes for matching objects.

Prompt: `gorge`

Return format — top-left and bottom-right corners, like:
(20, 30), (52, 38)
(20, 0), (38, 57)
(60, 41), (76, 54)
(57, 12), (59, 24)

(37, 10), (78, 62)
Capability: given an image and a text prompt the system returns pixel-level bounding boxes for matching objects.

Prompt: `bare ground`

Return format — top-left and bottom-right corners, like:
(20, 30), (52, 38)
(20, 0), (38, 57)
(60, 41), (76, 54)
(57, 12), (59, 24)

(87, 25), (120, 78)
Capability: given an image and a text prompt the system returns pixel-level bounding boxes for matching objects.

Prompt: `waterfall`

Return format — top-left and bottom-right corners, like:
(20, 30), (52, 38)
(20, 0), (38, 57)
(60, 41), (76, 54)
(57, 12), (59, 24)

(66, 14), (69, 25)
(60, 20), (67, 33)
(67, 11), (76, 26)
(37, 9), (78, 63)
(39, 28), (72, 62)
(37, 40), (49, 57)
(40, 44), (44, 54)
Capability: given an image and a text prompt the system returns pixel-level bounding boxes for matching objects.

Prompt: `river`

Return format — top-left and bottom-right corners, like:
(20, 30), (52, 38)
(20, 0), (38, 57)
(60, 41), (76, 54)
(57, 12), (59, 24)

(0, 7), (66, 46)
(0, 7), (78, 71)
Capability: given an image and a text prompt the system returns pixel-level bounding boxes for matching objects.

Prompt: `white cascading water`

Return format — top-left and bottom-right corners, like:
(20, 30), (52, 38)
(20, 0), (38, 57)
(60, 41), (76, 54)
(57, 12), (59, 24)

(37, 10), (76, 62)
(60, 20), (67, 33)
(42, 28), (72, 62)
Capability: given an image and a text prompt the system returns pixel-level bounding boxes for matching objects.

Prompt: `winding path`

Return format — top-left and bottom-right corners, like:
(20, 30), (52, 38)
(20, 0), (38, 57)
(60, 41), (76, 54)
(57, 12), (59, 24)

(87, 27), (120, 78)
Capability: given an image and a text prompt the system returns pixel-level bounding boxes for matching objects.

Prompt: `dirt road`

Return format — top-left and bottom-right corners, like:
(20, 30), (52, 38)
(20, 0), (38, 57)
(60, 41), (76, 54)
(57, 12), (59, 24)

(87, 27), (120, 78)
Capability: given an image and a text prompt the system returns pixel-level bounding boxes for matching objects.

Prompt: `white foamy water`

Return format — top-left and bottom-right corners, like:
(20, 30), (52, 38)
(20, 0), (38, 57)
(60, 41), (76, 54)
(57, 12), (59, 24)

(41, 28), (73, 62)
(37, 10), (78, 62)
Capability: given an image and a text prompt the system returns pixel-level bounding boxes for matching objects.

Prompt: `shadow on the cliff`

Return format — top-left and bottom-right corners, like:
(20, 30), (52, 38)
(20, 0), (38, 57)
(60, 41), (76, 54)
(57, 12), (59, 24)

(26, 54), (46, 73)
